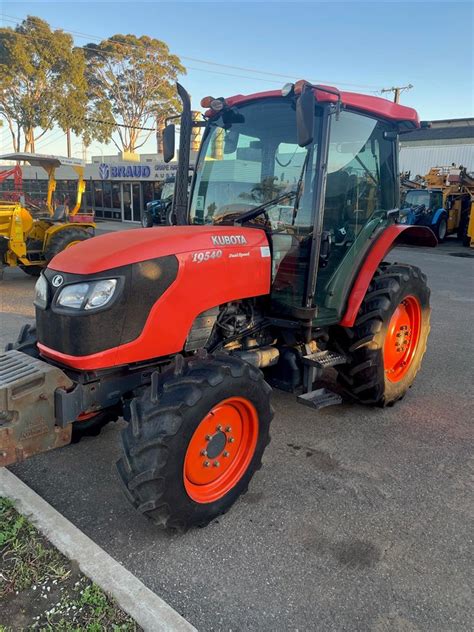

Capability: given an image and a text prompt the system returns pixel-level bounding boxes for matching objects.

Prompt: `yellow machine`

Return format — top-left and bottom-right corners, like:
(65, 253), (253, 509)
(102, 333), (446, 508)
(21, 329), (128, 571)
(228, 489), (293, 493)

(0, 153), (95, 278)
(401, 165), (474, 245)
(424, 166), (474, 244)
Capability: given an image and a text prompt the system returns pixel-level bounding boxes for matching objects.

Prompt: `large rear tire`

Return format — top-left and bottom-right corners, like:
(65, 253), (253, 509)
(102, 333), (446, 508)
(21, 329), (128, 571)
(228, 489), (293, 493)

(45, 228), (91, 262)
(333, 262), (430, 406)
(116, 354), (273, 531)
(457, 212), (471, 247)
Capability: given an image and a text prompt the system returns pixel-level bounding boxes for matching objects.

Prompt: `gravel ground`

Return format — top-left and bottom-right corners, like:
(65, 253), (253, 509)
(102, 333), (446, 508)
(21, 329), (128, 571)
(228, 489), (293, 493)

(1, 238), (473, 632)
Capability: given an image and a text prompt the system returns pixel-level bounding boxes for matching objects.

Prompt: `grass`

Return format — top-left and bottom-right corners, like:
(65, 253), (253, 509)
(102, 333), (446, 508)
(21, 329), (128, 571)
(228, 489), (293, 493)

(0, 497), (139, 631)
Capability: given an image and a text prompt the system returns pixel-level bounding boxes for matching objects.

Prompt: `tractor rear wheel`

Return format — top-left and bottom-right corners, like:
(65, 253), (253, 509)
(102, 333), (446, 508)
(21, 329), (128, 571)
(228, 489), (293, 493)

(5, 324), (119, 440)
(45, 228), (91, 262)
(116, 354), (273, 531)
(333, 262), (430, 407)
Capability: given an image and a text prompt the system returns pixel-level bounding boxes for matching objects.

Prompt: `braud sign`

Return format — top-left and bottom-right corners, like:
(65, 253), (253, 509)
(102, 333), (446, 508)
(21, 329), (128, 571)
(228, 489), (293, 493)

(99, 163), (151, 179)
(98, 162), (178, 181)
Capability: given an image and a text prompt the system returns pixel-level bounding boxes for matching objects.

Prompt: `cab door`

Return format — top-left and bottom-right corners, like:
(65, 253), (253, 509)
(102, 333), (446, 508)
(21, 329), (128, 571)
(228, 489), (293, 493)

(313, 109), (397, 323)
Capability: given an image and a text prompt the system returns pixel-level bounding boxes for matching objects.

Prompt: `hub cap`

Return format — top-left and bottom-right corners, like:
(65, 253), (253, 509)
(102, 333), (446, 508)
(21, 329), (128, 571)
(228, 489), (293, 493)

(184, 397), (259, 503)
(384, 295), (422, 383)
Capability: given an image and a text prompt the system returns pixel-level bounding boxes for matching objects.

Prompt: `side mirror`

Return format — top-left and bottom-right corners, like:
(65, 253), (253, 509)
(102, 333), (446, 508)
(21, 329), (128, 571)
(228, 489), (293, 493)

(296, 85), (314, 147)
(163, 124), (176, 163)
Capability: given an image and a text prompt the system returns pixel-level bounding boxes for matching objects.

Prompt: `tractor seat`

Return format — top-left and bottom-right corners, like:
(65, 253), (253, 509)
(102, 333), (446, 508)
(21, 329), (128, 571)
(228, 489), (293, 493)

(52, 205), (69, 222)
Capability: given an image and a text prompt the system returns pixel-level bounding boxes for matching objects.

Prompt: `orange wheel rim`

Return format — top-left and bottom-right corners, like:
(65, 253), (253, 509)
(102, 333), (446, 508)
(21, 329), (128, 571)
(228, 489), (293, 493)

(76, 411), (98, 422)
(184, 397), (259, 503)
(384, 295), (422, 383)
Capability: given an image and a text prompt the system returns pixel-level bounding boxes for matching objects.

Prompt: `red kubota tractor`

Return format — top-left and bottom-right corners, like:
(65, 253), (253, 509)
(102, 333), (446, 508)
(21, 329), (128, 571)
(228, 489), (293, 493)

(0, 81), (436, 531)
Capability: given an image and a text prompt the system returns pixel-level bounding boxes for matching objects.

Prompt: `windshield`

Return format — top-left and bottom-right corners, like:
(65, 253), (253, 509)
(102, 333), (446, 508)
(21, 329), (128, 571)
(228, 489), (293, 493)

(189, 99), (319, 228)
(160, 180), (175, 200)
(402, 190), (430, 208)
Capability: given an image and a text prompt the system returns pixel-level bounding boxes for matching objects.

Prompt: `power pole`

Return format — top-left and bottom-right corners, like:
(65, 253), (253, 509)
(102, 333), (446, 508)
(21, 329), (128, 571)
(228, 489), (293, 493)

(381, 84), (413, 103)
(156, 117), (165, 155)
(66, 128), (72, 157)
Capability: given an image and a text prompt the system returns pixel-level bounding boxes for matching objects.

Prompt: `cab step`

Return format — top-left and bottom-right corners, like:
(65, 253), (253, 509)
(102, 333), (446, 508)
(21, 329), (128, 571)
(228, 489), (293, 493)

(302, 350), (347, 369)
(297, 387), (343, 410)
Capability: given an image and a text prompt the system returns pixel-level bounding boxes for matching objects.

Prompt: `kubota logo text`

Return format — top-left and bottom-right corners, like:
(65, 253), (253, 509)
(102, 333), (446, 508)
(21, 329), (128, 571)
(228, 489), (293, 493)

(211, 235), (248, 246)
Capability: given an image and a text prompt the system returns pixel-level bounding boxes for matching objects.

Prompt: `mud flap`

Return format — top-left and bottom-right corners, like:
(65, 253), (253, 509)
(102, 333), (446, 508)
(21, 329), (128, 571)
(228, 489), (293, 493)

(0, 350), (73, 467)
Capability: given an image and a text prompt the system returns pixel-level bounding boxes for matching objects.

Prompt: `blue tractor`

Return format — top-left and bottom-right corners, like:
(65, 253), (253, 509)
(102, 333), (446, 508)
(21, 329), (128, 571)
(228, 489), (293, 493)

(141, 178), (176, 227)
(399, 188), (448, 241)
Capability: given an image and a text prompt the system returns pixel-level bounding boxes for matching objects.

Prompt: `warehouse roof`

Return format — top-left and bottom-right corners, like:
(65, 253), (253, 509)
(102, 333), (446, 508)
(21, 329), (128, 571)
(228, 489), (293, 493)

(402, 125), (474, 142)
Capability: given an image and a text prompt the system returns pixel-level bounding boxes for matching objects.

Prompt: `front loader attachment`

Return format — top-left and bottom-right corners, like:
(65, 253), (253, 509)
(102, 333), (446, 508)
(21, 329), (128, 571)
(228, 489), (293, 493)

(0, 350), (73, 467)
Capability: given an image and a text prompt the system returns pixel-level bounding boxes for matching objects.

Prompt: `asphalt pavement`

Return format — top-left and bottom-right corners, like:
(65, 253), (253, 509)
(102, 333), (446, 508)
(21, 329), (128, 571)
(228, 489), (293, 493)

(1, 238), (473, 631)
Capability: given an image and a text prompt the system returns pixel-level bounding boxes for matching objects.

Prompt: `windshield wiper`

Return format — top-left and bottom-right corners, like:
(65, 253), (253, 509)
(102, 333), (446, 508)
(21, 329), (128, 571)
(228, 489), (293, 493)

(234, 190), (297, 224)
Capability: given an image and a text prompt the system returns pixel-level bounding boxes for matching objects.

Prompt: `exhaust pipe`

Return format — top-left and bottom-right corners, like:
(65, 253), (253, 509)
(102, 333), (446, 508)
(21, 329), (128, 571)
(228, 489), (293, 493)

(172, 83), (192, 226)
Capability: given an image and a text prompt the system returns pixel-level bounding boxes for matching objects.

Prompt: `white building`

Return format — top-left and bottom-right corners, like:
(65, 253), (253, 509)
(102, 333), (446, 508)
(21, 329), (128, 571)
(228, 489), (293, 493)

(399, 118), (474, 177)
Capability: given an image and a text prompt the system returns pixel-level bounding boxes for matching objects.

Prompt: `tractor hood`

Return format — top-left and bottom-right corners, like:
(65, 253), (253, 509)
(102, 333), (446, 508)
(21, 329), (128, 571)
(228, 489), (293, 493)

(49, 225), (268, 274)
(38, 224), (271, 367)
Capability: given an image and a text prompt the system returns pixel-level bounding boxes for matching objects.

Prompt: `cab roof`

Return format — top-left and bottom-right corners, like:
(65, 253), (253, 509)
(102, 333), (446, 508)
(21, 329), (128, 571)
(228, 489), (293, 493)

(222, 85), (420, 129)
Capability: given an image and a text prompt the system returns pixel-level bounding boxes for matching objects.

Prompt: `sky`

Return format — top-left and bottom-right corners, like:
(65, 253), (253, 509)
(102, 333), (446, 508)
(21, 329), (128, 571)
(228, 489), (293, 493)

(1, 1), (473, 158)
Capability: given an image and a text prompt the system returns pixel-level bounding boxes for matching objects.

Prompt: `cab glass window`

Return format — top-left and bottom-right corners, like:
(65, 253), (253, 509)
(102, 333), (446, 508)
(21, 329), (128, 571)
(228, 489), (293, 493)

(315, 110), (396, 306)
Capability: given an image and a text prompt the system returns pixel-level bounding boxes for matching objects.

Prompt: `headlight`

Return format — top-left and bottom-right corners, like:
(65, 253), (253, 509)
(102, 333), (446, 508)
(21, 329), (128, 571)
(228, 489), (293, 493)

(85, 279), (117, 310)
(57, 283), (90, 309)
(57, 279), (117, 311)
(34, 275), (48, 309)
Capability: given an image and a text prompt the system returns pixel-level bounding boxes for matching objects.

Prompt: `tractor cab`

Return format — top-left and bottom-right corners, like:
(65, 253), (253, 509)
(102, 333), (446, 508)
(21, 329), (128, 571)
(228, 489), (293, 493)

(399, 187), (446, 239)
(167, 82), (423, 326)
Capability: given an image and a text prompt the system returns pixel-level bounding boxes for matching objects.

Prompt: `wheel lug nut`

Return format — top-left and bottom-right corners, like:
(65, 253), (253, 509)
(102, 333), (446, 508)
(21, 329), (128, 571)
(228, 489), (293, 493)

(228, 437), (235, 443)
(225, 426), (232, 432)
(223, 451), (230, 458)
(216, 425), (222, 431)
(200, 450), (208, 456)
(213, 461), (220, 467)
(205, 434), (212, 441)
(203, 461), (210, 467)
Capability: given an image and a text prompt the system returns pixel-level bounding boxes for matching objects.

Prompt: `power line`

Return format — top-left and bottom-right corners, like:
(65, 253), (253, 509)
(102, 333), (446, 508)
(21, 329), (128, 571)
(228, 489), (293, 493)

(35, 130), (67, 151)
(1, 13), (384, 91)
(85, 117), (154, 131)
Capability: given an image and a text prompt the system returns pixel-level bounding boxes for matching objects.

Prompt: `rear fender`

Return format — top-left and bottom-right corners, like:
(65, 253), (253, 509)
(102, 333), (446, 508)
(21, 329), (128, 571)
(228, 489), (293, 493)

(431, 208), (447, 225)
(339, 224), (436, 327)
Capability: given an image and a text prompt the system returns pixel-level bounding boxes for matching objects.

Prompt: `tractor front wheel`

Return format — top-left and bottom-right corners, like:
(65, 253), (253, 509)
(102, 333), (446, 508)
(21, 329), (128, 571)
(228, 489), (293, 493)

(116, 354), (273, 531)
(45, 228), (91, 262)
(433, 215), (448, 242)
(333, 262), (430, 406)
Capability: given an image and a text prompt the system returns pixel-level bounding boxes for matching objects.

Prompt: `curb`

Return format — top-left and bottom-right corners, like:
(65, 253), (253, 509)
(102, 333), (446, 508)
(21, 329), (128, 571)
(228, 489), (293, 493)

(0, 468), (197, 632)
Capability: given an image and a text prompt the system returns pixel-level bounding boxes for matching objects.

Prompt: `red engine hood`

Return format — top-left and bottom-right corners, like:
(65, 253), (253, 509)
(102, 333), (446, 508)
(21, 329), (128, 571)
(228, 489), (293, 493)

(49, 225), (269, 274)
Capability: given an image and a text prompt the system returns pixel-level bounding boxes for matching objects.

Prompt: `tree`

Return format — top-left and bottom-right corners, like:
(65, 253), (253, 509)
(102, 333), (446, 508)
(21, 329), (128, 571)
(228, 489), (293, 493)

(84, 34), (185, 154)
(240, 176), (287, 203)
(0, 16), (102, 152)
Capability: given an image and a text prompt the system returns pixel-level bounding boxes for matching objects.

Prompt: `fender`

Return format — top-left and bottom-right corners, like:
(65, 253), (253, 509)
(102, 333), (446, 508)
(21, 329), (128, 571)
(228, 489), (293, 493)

(340, 224), (436, 327)
(431, 207), (447, 225)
